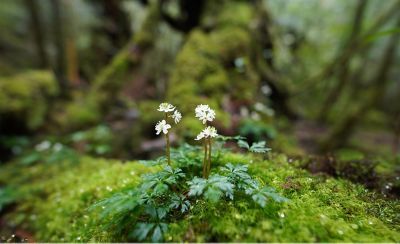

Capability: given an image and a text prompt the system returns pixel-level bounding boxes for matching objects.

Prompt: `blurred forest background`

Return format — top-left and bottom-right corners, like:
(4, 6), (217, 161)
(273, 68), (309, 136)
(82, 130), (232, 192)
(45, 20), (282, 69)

(0, 0), (400, 195)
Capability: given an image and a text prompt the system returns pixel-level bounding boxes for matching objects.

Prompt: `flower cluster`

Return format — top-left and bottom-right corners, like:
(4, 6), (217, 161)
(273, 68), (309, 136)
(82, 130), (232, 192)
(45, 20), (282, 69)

(195, 126), (218, 140)
(155, 120), (171, 135)
(195, 104), (216, 124)
(155, 103), (181, 135)
(155, 102), (182, 165)
(158, 103), (175, 113)
(172, 110), (182, 124)
(194, 104), (218, 178)
(154, 102), (217, 176)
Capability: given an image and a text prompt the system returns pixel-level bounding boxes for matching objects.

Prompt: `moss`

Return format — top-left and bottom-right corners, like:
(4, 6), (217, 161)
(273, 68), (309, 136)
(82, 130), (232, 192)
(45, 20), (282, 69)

(1, 150), (399, 242)
(0, 70), (58, 130)
(216, 2), (254, 28)
(166, 153), (399, 242)
(61, 97), (101, 129)
(0, 157), (157, 242)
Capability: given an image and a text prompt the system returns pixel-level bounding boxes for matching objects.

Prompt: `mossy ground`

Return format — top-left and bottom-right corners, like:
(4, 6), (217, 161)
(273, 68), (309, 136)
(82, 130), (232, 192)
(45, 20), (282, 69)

(0, 150), (398, 242)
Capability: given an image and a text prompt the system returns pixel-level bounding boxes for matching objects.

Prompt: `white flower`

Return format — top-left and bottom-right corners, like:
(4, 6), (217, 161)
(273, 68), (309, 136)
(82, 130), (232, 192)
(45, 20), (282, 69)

(53, 143), (63, 152)
(204, 126), (218, 138)
(195, 126), (218, 140)
(171, 110), (182, 124)
(155, 120), (171, 135)
(158, 103), (175, 113)
(35, 141), (51, 151)
(195, 104), (216, 124)
(195, 104), (210, 114)
(195, 132), (205, 141)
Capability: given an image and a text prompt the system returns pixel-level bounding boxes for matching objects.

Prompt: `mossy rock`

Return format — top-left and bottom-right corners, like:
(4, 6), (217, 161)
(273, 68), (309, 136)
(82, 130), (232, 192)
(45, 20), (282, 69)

(0, 70), (58, 131)
(1, 151), (398, 242)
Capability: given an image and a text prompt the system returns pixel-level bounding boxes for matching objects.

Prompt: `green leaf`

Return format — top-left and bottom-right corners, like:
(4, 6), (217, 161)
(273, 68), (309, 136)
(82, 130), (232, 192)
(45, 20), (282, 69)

(132, 223), (155, 241)
(204, 186), (224, 202)
(237, 140), (250, 149)
(169, 194), (190, 213)
(0, 187), (18, 211)
(252, 191), (268, 207)
(251, 187), (289, 207)
(188, 175), (235, 202)
(188, 177), (207, 196)
(18, 152), (41, 165)
(249, 141), (271, 153)
(152, 226), (163, 242)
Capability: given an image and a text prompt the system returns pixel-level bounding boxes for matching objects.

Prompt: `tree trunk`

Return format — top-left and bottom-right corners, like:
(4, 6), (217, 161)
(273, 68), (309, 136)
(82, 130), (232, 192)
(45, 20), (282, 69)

(64, 0), (80, 86)
(393, 113), (400, 154)
(317, 0), (369, 121)
(320, 16), (400, 152)
(50, 0), (67, 94)
(101, 0), (131, 47)
(24, 0), (48, 68)
(252, 0), (298, 120)
(302, 0), (400, 97)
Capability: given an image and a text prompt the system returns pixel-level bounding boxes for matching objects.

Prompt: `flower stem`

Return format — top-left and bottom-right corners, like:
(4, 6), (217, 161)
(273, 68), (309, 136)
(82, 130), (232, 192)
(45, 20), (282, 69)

(203, 139), (208, 178)
(207, 138), (212, 178)
(165, 113), (170, 165)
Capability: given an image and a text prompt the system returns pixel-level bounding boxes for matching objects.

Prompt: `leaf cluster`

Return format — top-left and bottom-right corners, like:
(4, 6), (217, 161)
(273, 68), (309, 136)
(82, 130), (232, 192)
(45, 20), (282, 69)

(238, 140), (271, 153)
(91, 165), (190, 242)
(188, 163), (288, 207)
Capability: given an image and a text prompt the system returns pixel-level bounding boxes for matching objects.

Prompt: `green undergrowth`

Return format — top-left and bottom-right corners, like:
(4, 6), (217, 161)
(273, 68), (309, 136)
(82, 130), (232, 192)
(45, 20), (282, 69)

(0, 70), (58, 130)
(0, 147), (399, 242)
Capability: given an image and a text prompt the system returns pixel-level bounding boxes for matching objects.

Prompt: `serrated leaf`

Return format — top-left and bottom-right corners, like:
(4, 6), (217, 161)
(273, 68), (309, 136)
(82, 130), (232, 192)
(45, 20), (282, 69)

(204, 187), (223, 202)
(188, 177), (207, 196)
(151, 225), (163, 242)
(132, 223), (155, 241)
(252, 191), (268, 207)
(237, 140), (250, 149)
(169, 194), (190, 213)
(249, 141), (271, 153)
(189, 174), (235, 202)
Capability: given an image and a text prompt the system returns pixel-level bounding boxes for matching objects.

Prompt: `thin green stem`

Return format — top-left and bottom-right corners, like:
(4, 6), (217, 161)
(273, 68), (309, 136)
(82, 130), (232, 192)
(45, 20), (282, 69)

(165, 113), (170, 165)
(207, 138), (212, 178)
(203, 139), (208, 178)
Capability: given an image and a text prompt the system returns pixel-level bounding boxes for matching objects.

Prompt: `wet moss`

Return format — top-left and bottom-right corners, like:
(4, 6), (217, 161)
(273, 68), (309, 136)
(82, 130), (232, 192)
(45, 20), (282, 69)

(0, 151), (398, 242)
(0, 157), (157, 242)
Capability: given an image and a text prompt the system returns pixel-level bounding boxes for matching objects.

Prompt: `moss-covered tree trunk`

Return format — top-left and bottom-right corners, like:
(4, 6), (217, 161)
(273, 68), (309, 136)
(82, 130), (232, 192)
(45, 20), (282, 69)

(320, 16), (400, 152)
(61, 3), (161, 129)
(24, 0), (48, 68)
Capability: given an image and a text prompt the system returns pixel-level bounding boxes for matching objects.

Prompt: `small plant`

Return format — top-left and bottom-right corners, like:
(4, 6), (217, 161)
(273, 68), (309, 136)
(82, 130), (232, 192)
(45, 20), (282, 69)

(188, 163), (288, 206)
(194, 104), (218, 178)
(90, 142), (288, 242)
(0, 186), (18, 212)
(238, 140), (271, 153)
(155, 103), (182, 165)
(89, 104), (287, 242)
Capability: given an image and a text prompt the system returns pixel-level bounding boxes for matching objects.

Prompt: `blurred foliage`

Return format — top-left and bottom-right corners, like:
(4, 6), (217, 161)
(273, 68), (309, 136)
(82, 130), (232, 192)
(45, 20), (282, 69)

(0, 70), (58, 130)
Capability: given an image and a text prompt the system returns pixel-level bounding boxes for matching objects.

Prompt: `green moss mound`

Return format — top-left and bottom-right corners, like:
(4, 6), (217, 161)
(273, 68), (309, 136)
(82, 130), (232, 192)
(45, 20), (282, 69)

(0, 70), (58, 130)
(1, 150), (398, 242)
